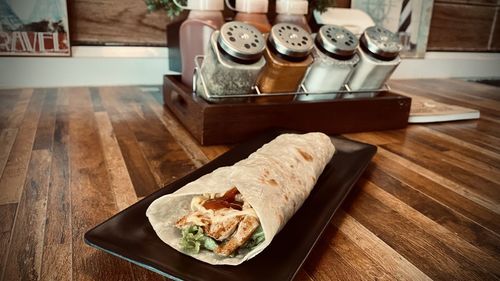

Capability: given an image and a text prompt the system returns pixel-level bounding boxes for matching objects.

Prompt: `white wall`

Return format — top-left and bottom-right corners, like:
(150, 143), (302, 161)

(0, 47), (174, 89)
(0, 46), (499, 89)
(394, 52), (500, 80)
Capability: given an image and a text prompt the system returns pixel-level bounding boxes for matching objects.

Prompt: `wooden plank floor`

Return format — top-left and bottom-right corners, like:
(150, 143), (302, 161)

(0, 79), (499, 280)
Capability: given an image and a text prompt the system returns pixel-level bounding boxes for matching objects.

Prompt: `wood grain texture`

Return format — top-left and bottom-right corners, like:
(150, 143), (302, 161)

(69, 0), (174, 46)
(362, 180), (500, 278)
(0, 91), (44, 205)
(407, 124), (500, 165)
(40, 92), (72, 281)
(4, 89), (33, 130)
(377, 148), (500, 233)
(95, 111), (138, 211)
(120, 90), (196, 186)
(33, 89), (57, 151)
(0, 79), (499, 280)
(0, 129), (18, 178)
(0, 203), (17, 280)
(0, 91), (20, 130)
(40, 244), (72, 281)
(100, 87), (196, 192)
(304, 223), (368, 281)
(68, 88), (133, 281)
(146, 92), (210, 168)
(98, 88), (159, 198)
(364, 165), (500, 258)
(427, 3), (496, 51)
(346, 185), (497, 280)
(382, 139), (500, 211)
(349, 130), (500, 214)
(327, 229), (393, 280)
(2, 149), (52, 281)
(333, 211), (431, 281)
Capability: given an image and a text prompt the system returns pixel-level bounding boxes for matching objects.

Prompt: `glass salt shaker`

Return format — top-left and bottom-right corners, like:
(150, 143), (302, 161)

(256, 23), (314, 103)
(346, 26), (402, 98)
(298, 25), (359, 101)
(196, 21), (266, 102)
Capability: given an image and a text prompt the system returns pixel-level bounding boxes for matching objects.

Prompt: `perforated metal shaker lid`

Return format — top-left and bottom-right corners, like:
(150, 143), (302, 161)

(360, 26), (402, 60)
(217, 22), (266, 61)
(269, 23), (313, 58)
(316, 25), (358, 58)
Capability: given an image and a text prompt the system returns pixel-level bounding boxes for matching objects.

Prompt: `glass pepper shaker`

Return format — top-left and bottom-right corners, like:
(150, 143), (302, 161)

(196, 21), (266, 102)
(256, 23), (314, 102)
(346, 26), (402, 96)
(299, 25), (359, 101)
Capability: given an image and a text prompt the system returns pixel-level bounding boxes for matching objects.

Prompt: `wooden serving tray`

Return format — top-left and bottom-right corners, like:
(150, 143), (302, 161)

(163, 75), (411, 145)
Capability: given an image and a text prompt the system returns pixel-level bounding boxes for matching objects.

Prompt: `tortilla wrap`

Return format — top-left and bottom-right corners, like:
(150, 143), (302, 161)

(146, 132), (335, 265)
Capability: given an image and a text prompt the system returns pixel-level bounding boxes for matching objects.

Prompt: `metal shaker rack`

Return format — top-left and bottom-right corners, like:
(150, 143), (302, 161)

(193, 55), (391, 102)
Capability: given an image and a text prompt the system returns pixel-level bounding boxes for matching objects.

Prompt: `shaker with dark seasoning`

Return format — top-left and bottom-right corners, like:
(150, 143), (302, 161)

(196, 21), (266, 102)
(255, 23), (314, 102)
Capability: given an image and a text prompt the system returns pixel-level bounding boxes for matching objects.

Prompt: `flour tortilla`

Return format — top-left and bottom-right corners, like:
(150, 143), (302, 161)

(146, 132), (335, 265)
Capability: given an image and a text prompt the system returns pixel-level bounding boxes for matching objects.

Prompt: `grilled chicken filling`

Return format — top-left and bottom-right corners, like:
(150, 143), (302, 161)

(175, 187), (263, 256)
(214, 215), (260, 256)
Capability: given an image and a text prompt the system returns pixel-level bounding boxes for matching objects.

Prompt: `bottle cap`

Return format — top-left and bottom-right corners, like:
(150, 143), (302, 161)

(234, 0), (268, 13)
(316, 25), (358, 58)
(217, 22), (266, 61)
(360, 26), (401, 60)
(275, 0), (308, 15)
(185, 0), (224, 10)
(268, 23), (313, 59)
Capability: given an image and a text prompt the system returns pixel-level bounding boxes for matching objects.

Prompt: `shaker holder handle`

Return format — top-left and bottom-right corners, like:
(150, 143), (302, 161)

(194, 55), (212, 99)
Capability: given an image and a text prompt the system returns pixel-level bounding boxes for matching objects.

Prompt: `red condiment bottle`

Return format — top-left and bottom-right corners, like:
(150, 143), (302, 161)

(227, 0), (272, 33)
(174, 0), (225, 87)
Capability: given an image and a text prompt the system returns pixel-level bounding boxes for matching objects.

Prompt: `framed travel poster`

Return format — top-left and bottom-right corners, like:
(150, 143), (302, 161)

(0, 0), (71, 56)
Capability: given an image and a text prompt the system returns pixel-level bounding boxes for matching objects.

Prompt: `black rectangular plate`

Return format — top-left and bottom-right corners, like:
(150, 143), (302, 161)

(85, 132), (377, 281)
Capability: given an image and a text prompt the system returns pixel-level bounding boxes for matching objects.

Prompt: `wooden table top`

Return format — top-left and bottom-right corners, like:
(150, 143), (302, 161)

(0, 79), (498, 281)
